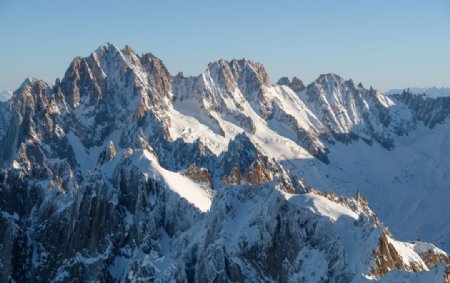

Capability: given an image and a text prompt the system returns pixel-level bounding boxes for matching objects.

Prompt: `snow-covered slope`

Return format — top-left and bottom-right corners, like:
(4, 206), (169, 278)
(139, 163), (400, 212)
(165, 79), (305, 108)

(289, 120), (450, 251)
(0, 90), (12, 102)
(0, 43), (449, 282)
(129, 149), (214, 212)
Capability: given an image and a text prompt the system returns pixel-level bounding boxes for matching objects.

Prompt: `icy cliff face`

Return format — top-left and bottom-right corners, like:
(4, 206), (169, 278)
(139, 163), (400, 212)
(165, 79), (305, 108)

(0, 44), (449, 282)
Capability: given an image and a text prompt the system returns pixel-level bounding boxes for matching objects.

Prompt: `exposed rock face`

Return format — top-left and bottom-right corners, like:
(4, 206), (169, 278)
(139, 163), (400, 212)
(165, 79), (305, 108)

(419, 250), (450, 268)
(98, 141), (117, 164)
(356, 190), (361, 202)
(217, 133), (295, 191)
(370, 229), (425, 277)
(182, 163), (212, 187)
(370, 229), (450, 280)
(243, 158), (272, 184)
(223, 167), (242, 185)
(0, 44), (449, 282)
(222, 157), (272, 185)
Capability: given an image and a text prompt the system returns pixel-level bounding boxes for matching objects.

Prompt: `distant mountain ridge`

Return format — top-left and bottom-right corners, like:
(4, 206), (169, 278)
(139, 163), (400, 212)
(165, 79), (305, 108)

(386, 87), (450, 97)
(0, 43), (449, 282)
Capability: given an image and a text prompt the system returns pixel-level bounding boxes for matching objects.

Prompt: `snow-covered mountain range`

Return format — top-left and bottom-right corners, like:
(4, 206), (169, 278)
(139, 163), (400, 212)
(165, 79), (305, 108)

(1, 43), (449, 282)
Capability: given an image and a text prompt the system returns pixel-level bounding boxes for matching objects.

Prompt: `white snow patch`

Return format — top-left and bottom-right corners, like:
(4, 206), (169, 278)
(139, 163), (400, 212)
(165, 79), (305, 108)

(285, 192), (359, 221)
(387, 237), (428, 270)
(132, 150), (214, 212)
(412, 241), (448, 256)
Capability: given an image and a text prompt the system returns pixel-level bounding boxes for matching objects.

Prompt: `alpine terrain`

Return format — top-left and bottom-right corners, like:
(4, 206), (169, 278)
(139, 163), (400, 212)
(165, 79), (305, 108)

(0, 44), (449, 282)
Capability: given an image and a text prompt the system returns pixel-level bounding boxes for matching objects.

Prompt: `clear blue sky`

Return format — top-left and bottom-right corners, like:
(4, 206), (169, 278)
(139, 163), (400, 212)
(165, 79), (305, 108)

(1, 0), (449, 92)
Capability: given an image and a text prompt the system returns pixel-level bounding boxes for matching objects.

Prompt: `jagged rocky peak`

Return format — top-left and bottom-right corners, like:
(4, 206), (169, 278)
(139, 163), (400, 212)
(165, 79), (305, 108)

(93, 42), (141, 67)
(206, 58), (270, 93)
(277, 76), (290, 85)
(313, 73), (368, 92)
(53, 43), (177, 149)
(314, 72), (342, 87)
(60, 56), (104, 108)
(304, 73), (356, 113)
(299, 72), (402, 149)
(94, 42), (127, 59)
(313, 73), (363, 93)
(172, 57), (274, 120)
(277, 76), (305, 92)
(288, 76), (305, 92)
(317, 72), (343, 82)
(60, 43), (173, 110)
(304, 73), (344, 103)
(61, 43), (130, 108)
(139, 51), (173, 100)
(313, 73), (376, 95)
(11, 78), (52, 115)
(309, 73), (384, 114)
(174, 58), (270, 102)
(8, 77), (63, 139)
(0, 76), (76, 172)
(121, 44), (140, 64)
